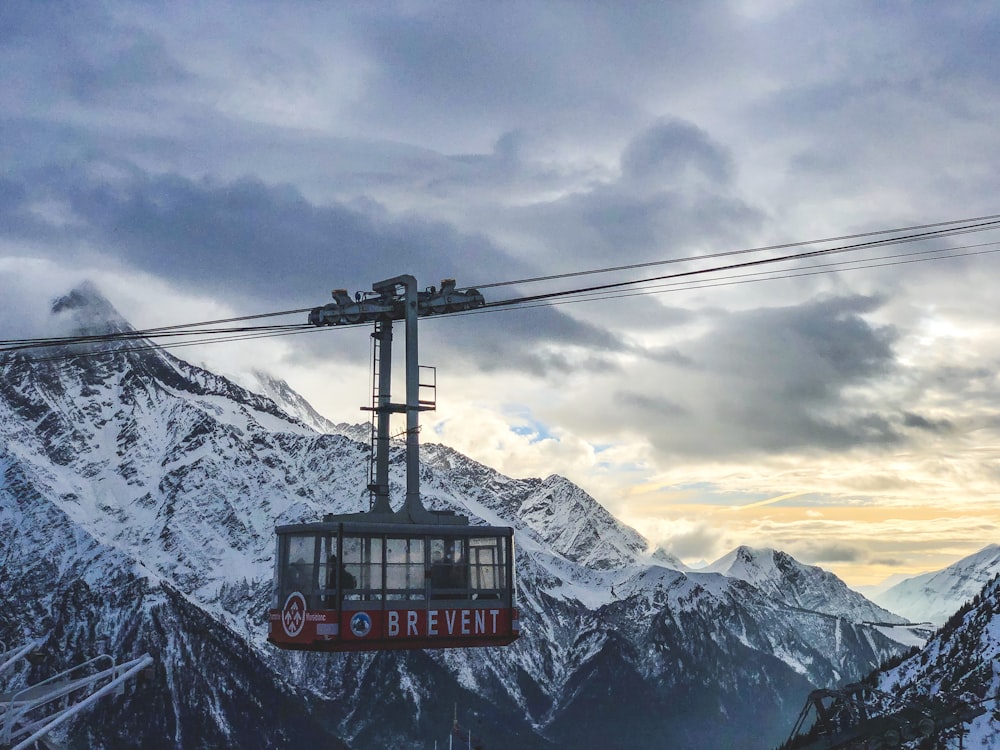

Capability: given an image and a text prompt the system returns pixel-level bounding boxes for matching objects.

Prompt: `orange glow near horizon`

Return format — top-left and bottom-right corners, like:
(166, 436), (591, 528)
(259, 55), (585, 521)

(620, 499), (1000, 587)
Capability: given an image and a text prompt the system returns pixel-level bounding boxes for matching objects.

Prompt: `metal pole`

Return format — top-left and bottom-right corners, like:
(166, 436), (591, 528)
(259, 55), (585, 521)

(370, 317), (393, 515)
(401, 275), (422, 517)
(371, 274), (425, 519)
(0, 639), (41, 675)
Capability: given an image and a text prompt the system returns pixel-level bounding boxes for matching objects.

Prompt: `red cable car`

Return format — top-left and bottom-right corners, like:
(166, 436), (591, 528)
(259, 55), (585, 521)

(267, 275), (519, 652)
(268, 517), (518, 651)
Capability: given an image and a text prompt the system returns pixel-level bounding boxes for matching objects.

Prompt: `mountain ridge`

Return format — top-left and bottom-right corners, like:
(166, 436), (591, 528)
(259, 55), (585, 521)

(706, 545), (907, 625)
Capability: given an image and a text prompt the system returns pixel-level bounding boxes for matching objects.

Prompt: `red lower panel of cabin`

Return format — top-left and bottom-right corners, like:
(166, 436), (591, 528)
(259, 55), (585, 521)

(268, 593), (519, 651)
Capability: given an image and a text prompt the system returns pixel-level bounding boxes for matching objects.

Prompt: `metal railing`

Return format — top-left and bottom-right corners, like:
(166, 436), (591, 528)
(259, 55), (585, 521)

(1, 651), (153, 750)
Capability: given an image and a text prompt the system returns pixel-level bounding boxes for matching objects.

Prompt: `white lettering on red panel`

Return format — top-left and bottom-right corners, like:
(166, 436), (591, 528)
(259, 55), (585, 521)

(383, 608), (504, 639)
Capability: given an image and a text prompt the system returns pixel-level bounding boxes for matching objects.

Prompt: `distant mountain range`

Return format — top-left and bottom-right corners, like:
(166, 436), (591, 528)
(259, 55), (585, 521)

(868, 544), (1000, 626)
(0, 284), (993, 749)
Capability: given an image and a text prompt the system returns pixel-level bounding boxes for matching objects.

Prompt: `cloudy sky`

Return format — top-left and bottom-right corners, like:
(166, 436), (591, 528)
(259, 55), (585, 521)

(3, 0), (1000, 585)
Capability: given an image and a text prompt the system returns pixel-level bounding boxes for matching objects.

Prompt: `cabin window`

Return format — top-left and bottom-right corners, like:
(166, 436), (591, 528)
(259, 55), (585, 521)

(285, 534), (318, 597)
(469, 536), (506, 597)
(429, 537), (470, 599)
(318, 534), (346, 604)
(386, 537), (425, 600)
(342, 535), (383, 601)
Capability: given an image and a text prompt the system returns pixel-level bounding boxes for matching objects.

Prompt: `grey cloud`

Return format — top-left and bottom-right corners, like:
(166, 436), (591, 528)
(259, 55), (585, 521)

(352, 3), (742, 139)
(0, 1), (106, 44)
(902, 411), (953, 433)
(425, 305), (626, 377)
(1, 1), (186, 112)
(660, 524), (719, 561)
(621, 119), (734, 189)
(746, 4), (1000, 219)
(795, 543), (864, 564)
(6, 165), (525, 311)
(644, 346), (695, 367)
(450, 131), (524, 174)
(697, 295), (901, 451)
(5, 0), (1000, 484)
(507, 118), (758, 271)
(615, 391), (688, 418)
(618, 294), (906, 459)
(699, 294), (897, 401)
(66, 33), (189, 105)
(424, 131), (579, 197)
(0, 177), (27, 217)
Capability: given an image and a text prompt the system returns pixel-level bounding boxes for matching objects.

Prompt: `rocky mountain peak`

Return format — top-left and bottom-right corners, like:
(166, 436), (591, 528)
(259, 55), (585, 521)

(707, 544), (906, 624)
(50, 281), (133, 338)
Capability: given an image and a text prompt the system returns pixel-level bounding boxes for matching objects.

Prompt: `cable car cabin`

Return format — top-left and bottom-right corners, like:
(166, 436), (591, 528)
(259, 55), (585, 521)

(268, 518), (519, 652)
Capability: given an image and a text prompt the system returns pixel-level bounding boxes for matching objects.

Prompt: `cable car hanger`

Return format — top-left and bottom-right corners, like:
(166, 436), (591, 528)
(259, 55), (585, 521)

(268, 275), (519, 652)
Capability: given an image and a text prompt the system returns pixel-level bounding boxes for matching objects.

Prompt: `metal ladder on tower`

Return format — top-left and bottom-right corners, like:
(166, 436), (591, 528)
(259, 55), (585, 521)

(367, 322), (383, 511)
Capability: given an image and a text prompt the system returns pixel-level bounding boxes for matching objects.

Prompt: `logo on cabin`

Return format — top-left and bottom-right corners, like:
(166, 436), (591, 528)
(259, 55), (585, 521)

(281, 592), (307, 638)
(350, 612), (372, 638)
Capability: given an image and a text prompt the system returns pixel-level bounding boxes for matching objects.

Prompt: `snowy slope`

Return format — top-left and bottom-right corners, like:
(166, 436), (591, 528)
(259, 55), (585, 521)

(871, 544), (1000, 625)
(234, 369), (349, 436)
(876, 573), (1000, 747)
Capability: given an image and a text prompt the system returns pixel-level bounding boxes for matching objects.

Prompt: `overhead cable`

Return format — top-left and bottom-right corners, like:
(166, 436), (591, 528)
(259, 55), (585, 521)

(2, 213), (999, 362)
(466, 212), (1000, 290)
(481, 218), (1000, 309)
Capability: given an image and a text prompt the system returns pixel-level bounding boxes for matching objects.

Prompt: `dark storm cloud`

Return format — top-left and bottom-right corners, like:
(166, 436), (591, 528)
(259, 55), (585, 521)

(5, 165), (524, 308)
(902, 412), (953, 433)
(615, 294), (906, 458)
(620, 120), (733, 188)
(425, 304), (626, 377)
(510, 118), (763, 268)
(693, 294), (902, 451)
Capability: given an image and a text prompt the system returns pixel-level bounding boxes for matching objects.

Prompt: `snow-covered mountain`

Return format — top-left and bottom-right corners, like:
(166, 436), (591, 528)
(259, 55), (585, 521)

(706, 546), (907, 625)
(0, 285), (922, 749)
(871, 544), (1000, 625)
(235, 368), (345, 435)
(872, 572), (1000, 747)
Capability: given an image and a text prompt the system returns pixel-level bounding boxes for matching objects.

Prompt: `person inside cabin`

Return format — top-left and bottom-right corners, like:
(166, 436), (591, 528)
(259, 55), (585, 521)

(288, 557), (312, 596)
(430, 548), (450, 589)
(327, 553), (356, 593)
(430, 541), (470, 598)
(449, 547), (469, 592)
